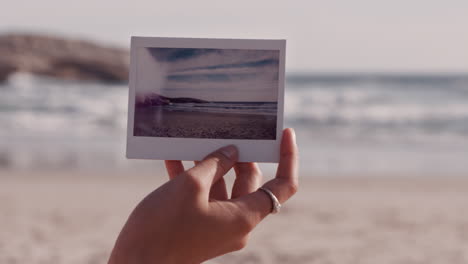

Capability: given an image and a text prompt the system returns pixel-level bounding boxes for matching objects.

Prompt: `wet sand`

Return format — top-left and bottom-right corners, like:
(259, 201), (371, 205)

(1, 170), (468, 264)
(134, 107), (277, 140)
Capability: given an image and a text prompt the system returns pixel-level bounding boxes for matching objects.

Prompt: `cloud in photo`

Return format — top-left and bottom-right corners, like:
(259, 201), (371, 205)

(141, 48), (280, 102)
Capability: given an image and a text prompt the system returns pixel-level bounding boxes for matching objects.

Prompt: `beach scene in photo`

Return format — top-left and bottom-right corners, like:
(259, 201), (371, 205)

(133, 48), (279, 140)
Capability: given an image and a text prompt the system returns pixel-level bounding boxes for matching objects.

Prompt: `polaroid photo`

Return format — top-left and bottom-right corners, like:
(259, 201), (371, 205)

(126, 37), (286, 162)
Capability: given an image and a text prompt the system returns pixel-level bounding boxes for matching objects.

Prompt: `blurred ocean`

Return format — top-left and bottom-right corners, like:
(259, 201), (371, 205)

(1, 73), (468, 176)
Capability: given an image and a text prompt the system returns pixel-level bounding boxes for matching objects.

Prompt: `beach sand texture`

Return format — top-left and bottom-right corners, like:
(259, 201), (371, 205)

(134, 107), (277, 140)
(1, 171), (468, 264)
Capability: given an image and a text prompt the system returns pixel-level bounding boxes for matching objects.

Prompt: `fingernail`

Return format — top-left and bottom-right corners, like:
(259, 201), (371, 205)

(220, 145), (238, 159)
(286, 128), (296, 144)
(290, 128), (296, 144)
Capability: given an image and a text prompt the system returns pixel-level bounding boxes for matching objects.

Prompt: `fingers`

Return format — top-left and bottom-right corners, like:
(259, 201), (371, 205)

(276, 128), (299, 184)
(164, 160), (185, 179)
(186, 145), (238, 193)
(263, 127), (299, 203)
(194, 161), (228, 201)
(231, 163), (262, 199)
(209, 178), (229, 200)
(232, 128), (299, 223)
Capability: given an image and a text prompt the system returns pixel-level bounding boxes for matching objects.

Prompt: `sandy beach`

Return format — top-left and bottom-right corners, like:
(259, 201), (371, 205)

(134, 107), (277, 140)
(1, 169), (467, 264)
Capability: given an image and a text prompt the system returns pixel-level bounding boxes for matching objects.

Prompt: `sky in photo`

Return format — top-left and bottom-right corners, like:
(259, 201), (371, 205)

(1, 0), (467, 72)
(139, 48), (279, 102)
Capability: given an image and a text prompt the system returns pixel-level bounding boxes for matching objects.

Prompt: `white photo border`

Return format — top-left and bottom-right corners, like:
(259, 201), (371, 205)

(126, 36), (286, 163)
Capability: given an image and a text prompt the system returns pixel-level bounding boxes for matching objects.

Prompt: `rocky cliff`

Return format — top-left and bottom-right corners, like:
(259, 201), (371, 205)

(0, 34), (129, 83)
(136, 93), (209, 107)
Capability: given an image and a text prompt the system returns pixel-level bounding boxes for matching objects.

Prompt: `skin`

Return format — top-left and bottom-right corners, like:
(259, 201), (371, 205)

(108, 128), (299, 264)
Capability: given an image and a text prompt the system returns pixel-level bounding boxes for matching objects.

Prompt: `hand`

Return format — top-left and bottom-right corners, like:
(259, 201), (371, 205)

(108, 128), (299, 264)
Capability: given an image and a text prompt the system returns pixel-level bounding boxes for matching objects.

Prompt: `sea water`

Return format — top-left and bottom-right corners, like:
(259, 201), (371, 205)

(286, 74), (468, 176)
(1, 73), (467, 176)
(164, 102), (277, 116)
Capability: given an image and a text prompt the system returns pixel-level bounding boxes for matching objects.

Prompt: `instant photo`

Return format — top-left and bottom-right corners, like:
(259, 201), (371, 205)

(127, 37), (286, 162)
(134, 48), (279, 140)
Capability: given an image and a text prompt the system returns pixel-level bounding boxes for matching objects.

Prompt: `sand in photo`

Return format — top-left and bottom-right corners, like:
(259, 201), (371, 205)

(134, 105), (277, 139)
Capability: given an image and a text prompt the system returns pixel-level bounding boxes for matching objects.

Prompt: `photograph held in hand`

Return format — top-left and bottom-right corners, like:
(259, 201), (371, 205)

(127, 37), (286, 162)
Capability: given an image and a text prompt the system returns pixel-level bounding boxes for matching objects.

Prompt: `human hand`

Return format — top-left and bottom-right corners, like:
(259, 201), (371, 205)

(108, 128), (298, 264)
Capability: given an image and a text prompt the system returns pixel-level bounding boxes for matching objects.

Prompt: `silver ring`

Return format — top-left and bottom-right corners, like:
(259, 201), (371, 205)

(259, 187), (281, 214)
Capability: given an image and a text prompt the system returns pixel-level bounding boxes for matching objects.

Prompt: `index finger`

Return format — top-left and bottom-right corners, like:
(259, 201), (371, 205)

(185, 145), (238, 195)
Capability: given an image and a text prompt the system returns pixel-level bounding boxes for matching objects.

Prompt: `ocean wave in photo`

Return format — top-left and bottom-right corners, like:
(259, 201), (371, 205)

(164, 102), (277, 116)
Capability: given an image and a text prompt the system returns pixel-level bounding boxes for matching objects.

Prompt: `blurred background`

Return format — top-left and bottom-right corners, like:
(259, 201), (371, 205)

(1, 1), (467, 263)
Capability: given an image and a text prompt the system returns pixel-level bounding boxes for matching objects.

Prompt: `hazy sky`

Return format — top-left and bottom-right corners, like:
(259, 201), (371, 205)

(1, 0), (467, 72)
(139, 48), (279, 101)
